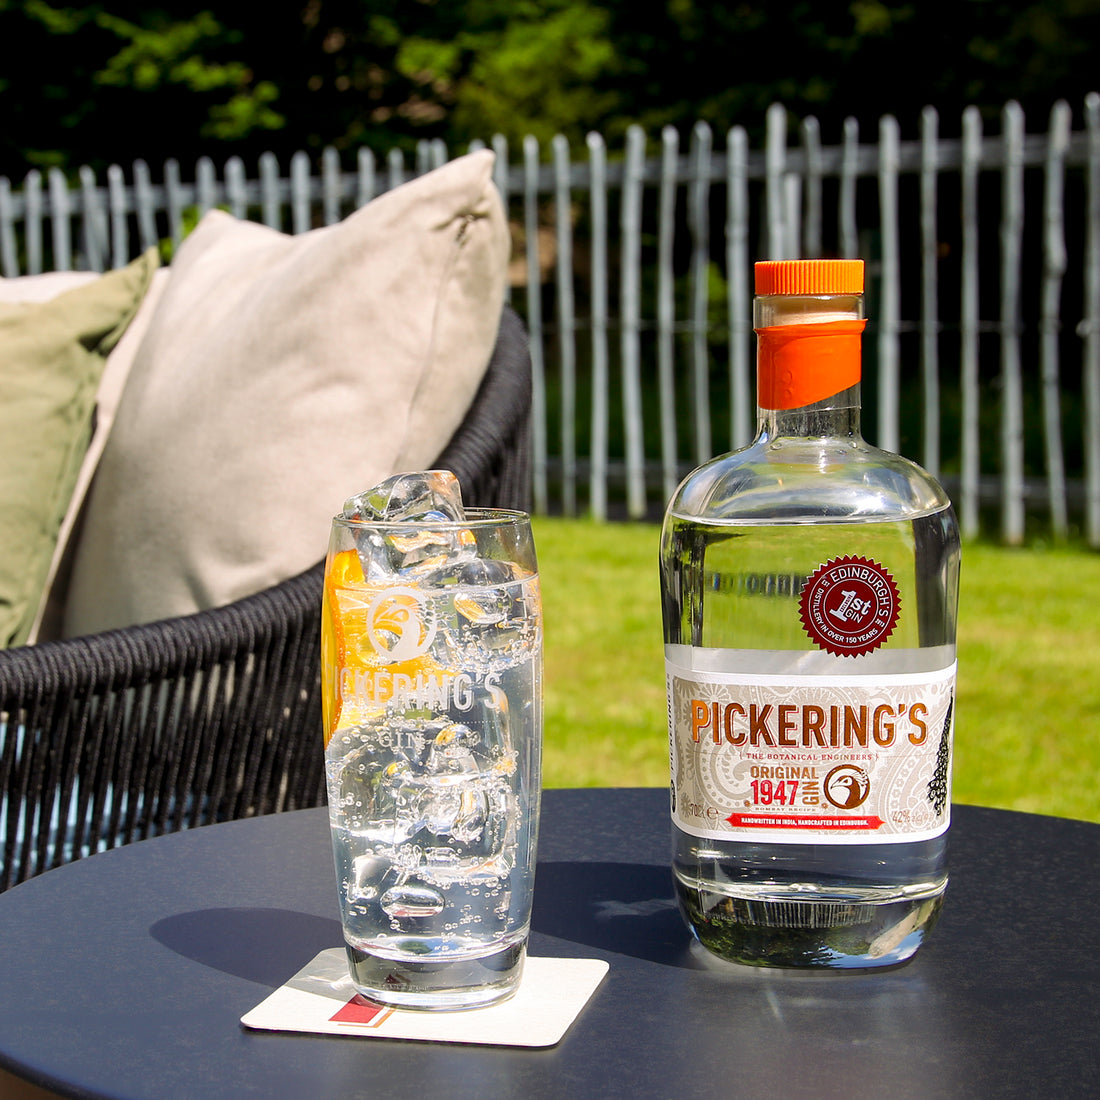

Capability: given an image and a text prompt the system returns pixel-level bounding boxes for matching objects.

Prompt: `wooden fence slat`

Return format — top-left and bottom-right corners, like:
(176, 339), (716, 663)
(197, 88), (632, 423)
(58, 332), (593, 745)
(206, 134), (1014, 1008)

(689, 121), (713, 466)
(920, 106), (941, 475)
(552, 134), (578, 516)
(164, 159), (184, 252)
(133, 160), (158, 252)
(491, 135), (511, 306)
(322, 146), (341, 225)
(878, 115), (901, 452)
(196, 157), (217, 219)
(802, 116), (823, 257)
(1085, 94), (1100, 548)
(1000, 101), (1027, 545)
(490, 135), (508, 197)
(841, 118), (860, 259)
(657, 126), (680, 504)
(260, 152), (281, 229)
(960, 107), (983, 539)
(107, 164), (128, 270)
(48, 168), (71, 271)
(727, 126), (752, 450)
(290, 152), (311, 235)
(25, 170), (43, 275)
(523, 135), (548, 516)
(765, 103), (788, 259)
(81, 165), (107, 272)
(387, 148), (404, 192)
(1040, 100), (1071, 538)
(226, 157), (248, 221)
(0, 177), (18, 276)
(587, 131), (610, 521)
(79, 165), (105, 272)
(783, 173), (801, 259)
(621, 124), (647, 519)
(356, 147), (376, 209)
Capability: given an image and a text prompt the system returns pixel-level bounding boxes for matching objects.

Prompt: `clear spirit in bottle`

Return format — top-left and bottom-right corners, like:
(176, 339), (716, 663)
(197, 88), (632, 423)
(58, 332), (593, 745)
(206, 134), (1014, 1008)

(661, 259), (960, 968)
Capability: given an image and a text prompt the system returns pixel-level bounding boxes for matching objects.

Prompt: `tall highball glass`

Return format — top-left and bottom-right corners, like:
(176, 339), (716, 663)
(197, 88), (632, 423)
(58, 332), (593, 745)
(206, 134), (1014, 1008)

(321, 508), (542, 1010)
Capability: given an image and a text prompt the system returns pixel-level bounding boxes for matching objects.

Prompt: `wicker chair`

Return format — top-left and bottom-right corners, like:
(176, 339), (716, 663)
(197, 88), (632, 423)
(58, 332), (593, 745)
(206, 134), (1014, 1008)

(0, 305), (531, 893)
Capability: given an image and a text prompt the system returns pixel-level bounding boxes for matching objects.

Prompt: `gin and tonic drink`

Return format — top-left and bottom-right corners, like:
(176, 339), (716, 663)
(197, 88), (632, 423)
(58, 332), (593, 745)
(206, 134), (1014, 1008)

(321, 473), (542, 1009)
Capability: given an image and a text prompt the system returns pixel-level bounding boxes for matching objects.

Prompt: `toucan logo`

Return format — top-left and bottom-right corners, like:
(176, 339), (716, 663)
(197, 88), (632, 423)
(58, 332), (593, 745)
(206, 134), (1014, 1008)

(365, 587), (436, 661)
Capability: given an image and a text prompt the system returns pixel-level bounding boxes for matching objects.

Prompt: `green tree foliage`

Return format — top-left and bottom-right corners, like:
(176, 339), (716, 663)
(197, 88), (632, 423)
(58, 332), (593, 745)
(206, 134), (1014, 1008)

(595, 0), (1100, 140)
(396, 1), (621, 148)
(2, 0), (1100, 178)
(0, 1), (285, 174)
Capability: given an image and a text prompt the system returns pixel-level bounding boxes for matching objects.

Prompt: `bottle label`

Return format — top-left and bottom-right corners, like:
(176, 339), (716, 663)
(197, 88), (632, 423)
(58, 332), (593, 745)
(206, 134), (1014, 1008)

(756, 319), (866, 409)
(666, 661), (955, 844)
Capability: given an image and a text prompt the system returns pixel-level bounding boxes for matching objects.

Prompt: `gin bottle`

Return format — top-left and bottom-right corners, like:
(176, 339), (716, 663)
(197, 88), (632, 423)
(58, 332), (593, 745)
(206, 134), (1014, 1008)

(660, 259), (960, 968)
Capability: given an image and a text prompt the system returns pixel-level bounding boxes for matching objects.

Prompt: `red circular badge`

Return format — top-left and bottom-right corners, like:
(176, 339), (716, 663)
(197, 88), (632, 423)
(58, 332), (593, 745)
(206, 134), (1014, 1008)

(799, 556), (900, 657)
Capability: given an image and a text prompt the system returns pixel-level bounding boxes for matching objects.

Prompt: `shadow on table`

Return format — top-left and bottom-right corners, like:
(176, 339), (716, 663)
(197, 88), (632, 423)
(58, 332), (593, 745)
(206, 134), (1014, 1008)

(532, 861), (692, 966)
(148, 865), (689, 981)
(151, 908), (343, 987)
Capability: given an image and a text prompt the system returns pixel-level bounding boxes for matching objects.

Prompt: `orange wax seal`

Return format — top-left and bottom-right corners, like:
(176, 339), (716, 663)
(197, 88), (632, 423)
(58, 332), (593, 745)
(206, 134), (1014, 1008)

(756, 319), (867, 410)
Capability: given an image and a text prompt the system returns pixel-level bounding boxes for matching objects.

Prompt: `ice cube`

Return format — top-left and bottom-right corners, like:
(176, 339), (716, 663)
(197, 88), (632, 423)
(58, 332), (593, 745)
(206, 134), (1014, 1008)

(454, 559), (519, 586)
(344, 470), (466, 524)
(380, 883), (445, 918)
(424, 722), (480, 781)
(414, 723), (487, 840)
(348, 852), (390, 901)
(454, 592), (507, 626)
(353, 529), (400, 582)
(342, 471), (475, 578)
(435, 585), (535, 675)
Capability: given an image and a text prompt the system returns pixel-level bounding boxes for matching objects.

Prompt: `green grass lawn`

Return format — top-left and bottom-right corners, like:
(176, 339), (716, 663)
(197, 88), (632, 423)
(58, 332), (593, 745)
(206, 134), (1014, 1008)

(532, 516), (1100, 823)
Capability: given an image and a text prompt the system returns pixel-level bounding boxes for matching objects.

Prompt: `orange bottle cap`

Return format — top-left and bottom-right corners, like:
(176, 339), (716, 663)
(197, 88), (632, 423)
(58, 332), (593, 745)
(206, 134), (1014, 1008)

(755, 259), (865, 296)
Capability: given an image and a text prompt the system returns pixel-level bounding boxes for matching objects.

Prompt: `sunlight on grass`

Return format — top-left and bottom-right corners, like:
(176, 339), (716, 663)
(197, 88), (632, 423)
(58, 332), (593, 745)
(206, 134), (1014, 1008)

(533, 517), (667, 788)
(954, 544), (1100, 821)
(533, 516), (1100, 823)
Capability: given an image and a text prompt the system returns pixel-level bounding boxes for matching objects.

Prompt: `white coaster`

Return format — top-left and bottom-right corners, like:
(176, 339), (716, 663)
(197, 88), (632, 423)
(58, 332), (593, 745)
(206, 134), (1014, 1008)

(242, 949), (608, 1048)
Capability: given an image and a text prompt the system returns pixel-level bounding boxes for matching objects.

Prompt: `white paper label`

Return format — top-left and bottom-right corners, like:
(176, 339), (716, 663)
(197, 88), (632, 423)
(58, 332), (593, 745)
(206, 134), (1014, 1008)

(666, 660), (955, 844)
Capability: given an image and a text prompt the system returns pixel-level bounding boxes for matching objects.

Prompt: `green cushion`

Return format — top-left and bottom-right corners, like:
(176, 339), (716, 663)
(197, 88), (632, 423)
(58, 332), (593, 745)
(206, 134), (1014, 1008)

(0, 250), (158, 648)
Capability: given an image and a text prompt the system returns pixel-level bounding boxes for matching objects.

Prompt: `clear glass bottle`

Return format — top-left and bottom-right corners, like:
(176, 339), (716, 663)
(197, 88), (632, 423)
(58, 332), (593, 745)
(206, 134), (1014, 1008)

(660, 259), (960, 968)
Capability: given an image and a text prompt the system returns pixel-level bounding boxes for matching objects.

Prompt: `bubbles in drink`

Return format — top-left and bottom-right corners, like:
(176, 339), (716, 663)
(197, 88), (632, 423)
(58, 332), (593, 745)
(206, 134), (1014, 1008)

(323, 484), (541, 992)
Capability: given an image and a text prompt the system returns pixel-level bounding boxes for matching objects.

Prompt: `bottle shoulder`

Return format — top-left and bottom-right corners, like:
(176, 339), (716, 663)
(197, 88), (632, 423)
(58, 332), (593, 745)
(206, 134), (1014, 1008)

(665, 437), (955, 525)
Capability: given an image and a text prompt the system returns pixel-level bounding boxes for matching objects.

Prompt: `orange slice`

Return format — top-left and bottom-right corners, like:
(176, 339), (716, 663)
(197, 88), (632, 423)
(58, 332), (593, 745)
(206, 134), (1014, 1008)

(321, 548), (453, 745)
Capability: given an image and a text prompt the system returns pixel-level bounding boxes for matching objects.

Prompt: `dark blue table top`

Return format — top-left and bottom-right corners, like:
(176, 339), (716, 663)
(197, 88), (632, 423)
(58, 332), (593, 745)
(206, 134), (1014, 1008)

(0, 789), (1097, 1099)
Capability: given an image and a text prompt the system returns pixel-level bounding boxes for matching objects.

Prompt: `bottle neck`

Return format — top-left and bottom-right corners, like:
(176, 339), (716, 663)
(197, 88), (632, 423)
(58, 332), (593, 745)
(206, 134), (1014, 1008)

(753, 292), (866, 443)
(757, 383), (862, 441)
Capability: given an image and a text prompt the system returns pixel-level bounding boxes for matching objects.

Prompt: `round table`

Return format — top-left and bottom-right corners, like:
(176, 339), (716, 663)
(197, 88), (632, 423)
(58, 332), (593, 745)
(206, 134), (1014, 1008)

(0, 789), (1097, 1099)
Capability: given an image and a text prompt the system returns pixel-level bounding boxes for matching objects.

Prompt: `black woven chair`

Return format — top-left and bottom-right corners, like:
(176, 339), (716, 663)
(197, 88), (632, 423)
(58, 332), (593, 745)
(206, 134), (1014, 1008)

(0, 306), (531, 893)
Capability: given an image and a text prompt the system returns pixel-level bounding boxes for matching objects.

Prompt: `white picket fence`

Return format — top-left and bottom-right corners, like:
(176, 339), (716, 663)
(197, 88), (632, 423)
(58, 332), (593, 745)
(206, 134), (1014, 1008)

(3, 97), (1099, 544)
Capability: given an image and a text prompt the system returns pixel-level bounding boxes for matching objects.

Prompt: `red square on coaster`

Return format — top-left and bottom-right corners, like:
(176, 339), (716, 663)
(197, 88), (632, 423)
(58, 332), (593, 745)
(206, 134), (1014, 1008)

(330, 995), (393, 1027)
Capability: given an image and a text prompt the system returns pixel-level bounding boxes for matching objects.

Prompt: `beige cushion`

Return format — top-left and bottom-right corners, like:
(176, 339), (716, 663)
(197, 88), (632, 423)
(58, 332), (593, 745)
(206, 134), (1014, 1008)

(63, 150), (510, 638)
(0, 252), (159, 647)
